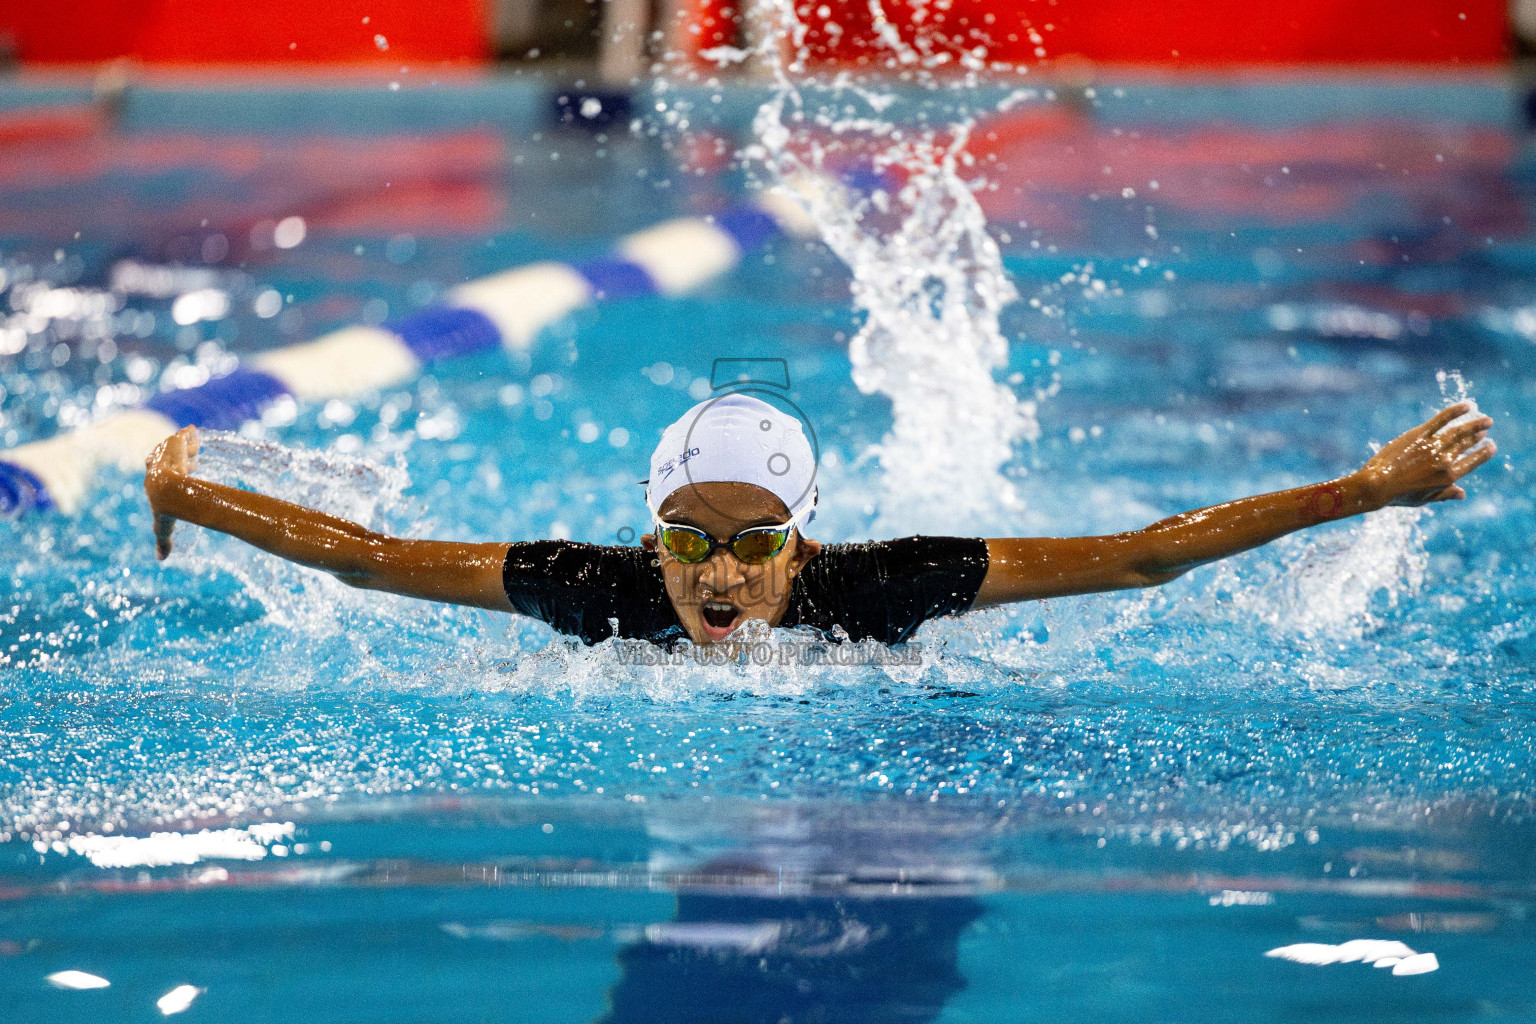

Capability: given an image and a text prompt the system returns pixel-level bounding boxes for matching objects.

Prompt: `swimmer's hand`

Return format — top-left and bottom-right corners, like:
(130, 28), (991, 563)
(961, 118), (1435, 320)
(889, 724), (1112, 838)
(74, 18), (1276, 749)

(1352, 402), (1496, 507)
(144, 425), (200, 559)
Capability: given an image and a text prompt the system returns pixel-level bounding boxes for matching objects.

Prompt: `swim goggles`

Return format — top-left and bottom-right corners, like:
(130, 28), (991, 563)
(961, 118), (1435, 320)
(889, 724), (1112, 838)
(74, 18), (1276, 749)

(654, 504), (814, 566)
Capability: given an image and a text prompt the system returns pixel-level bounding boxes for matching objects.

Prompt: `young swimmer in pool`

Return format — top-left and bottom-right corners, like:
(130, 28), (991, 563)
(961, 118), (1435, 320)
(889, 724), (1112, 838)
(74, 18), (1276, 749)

(143, 395), (1496, 647)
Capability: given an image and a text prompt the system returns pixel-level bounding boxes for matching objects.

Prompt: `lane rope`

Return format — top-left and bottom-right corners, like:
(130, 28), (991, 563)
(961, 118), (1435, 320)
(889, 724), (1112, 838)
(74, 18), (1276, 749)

(1, 189), (815, 516)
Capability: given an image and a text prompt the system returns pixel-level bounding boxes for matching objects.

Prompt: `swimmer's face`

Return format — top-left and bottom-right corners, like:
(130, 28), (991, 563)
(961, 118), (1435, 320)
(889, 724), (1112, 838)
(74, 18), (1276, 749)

(643, 482), (822, 645)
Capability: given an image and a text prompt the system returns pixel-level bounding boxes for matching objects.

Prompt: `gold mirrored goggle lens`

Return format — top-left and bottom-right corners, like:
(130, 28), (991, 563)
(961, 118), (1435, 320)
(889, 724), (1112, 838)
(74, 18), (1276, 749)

(660, 527), (713, 563)
(730, 529), (788, 564)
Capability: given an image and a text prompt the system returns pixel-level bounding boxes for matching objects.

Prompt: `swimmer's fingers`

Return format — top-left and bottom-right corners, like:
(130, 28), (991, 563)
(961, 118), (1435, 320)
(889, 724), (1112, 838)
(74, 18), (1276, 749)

(145, 428), (198, 559)
(168, 425), (197, 474)
(1440, 415), (1493, 451)
(151, 426), (199, 477)
(144, 433), (172, 474)
(1446, 432), (1491, 463)
(1450, 440), (1498, 480)
(182, 425), (201, 472)
(148, 431), (181, 473)
(1422, 402), (1472, 436)
(1428, 485), (1466, 503)
(153, 509), (177, 560)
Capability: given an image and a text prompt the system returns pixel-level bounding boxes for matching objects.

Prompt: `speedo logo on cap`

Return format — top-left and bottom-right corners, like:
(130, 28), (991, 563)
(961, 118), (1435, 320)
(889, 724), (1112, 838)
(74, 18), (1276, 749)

(655, 447), (701, 481)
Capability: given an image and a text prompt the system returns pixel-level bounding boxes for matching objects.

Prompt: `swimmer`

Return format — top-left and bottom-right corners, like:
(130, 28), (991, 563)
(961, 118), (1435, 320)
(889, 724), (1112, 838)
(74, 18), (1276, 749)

(144, 395), (1496, 647)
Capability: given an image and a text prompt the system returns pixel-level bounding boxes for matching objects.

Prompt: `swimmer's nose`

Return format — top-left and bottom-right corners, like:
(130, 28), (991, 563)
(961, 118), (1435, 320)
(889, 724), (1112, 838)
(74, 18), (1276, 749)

(703, 547), (747, 591)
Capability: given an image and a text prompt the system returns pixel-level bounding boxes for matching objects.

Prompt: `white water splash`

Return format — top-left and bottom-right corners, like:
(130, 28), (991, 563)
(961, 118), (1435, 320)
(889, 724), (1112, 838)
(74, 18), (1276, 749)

(157, 985), (205, 1016)
(1219, 372), (1491, 644)
(144, 431), (506, 693)
(724, 0), (1037, 533)
(177, 432), (416, 633)
(46, 970), (112, 990)
(1435, 368), (1491, 452)
(1233, 506), (1427, 642)
(1265, 939), (1438, 976)
(195, 431), (410, 536)
(65, 821), (294, 867)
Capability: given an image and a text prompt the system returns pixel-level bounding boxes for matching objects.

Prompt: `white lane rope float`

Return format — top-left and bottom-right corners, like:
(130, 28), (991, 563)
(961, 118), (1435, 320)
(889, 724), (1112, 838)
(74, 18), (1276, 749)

(0, 188), (816, 516)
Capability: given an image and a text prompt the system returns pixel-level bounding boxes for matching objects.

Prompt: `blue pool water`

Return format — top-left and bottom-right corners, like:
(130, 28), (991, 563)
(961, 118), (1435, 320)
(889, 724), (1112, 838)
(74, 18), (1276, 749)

(2, 73), (1536, 1021)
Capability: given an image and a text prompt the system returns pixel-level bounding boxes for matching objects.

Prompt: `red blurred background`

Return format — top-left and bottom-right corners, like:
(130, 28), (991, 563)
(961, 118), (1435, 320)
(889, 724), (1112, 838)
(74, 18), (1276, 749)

(728, 0), (1509, 66)
(0, 0), (490, 65)
(0, 0), (1510, 67)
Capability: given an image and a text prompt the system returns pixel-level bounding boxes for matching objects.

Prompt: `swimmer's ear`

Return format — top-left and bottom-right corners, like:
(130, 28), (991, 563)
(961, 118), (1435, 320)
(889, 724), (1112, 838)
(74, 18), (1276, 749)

(641, 533), (656, 551)
(788, 535), (821, 575)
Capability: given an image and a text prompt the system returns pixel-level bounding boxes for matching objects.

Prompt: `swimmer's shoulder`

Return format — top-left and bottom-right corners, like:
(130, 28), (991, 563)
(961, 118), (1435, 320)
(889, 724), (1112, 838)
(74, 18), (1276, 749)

(501, 539), (674, 644)
(807, 535), (989, 574)
(502, 539), (659, 587)
(789, 535), (988, 644)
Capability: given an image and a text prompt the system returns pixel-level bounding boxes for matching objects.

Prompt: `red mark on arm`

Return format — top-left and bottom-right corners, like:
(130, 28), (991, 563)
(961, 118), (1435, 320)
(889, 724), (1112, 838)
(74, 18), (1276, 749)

(1299, 483), (1345, 519)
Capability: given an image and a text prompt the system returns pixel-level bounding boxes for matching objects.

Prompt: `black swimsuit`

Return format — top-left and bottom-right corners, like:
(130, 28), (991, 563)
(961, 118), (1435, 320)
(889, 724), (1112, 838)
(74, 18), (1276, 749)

(501, 536), (989, 646)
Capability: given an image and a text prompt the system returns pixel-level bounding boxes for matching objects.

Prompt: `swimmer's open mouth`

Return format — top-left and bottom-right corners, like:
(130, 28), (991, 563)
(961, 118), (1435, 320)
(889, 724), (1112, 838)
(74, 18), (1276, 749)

(701, 599), (742, 638)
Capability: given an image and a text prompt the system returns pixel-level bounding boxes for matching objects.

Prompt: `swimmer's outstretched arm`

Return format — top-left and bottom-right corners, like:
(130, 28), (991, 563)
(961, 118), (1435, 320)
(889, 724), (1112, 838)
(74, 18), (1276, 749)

(143, 426), (515, 612)
(972, 403), (1496, 608)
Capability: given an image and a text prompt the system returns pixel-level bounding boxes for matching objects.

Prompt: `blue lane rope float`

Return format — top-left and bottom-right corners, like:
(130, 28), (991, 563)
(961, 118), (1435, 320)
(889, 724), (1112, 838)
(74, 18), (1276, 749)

(0, 190), (816, 516)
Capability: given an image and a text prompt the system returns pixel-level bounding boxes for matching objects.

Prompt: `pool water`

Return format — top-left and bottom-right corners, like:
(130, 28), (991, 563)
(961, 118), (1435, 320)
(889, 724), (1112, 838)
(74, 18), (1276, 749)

(3, 73), (1536, 1021)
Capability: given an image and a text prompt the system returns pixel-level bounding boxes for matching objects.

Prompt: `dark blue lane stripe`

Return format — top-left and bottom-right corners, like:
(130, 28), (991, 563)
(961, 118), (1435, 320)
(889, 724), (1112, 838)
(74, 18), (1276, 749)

(386, 305), (503, 363)
(146, 367), (291, 431)
(714, 205), (782, 252)
(574, 257), (658, 300)
(0, 460), (52, 515)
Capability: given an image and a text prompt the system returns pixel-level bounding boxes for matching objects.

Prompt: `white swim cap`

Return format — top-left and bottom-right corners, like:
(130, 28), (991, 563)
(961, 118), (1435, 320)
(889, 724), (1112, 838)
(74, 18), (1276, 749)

(646, 394), (817, 519)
